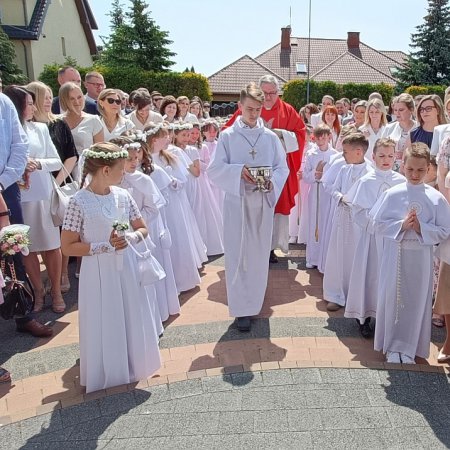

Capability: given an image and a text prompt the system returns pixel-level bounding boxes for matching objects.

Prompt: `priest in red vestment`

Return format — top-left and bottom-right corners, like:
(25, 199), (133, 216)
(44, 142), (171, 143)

(224, 75), (306, 260)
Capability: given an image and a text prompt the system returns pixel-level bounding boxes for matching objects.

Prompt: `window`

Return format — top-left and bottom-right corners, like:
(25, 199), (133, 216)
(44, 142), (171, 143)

(296, 63), (307, 74)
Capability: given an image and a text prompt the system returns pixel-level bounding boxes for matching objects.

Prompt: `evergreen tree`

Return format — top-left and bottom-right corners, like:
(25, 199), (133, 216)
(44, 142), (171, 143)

(190, 66), (195, 73)
(99, 0), (175, 72)
(397, 0), (450, 86)
(0, 26), (27, 85)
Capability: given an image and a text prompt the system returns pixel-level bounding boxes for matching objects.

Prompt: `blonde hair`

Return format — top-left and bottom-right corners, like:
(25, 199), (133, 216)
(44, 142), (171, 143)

(143, 123), (177, 167)
(373, 137), (396, 154)
(81, 142), (126, 188)
(59, 82), (84, 114)
(240, 82), (265, 103)
(26, 81), (56, 123)
(364, 98), (388, 128)
(97, 88), (120, 119)
(392, 93), (415, 112)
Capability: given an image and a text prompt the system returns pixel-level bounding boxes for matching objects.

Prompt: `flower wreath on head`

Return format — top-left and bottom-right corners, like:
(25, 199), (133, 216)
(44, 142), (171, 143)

(121, 142), (142, 151)
(82, 147), (129, 160)
(144, 122), (166, 137)
(126, 130), (148, 142)
(171, 121), (193, 131)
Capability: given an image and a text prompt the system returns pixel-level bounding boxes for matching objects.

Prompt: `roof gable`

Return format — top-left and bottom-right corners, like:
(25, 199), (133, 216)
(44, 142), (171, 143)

(208, 55), (286, 94)
(311, 51), (397, 84)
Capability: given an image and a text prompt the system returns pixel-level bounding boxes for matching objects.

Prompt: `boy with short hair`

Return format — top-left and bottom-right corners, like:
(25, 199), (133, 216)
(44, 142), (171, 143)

(344, 138), (405, 338)
(372, 143), (450, 363)
(323, 132), (372, 311)
(302, 124), (337, 268)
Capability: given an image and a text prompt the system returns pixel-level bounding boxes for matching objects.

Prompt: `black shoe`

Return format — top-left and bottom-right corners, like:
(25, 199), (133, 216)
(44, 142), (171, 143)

(359, 318), (373, 339)
(269, 250), (278, 263)
(236, 316), (251, 332)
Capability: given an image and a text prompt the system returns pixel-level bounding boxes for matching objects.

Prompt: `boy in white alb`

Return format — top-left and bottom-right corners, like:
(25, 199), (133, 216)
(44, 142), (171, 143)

(344, 138), (405, 338)
(302, 124), (337, 268)
(372, 143), (450, 364)
(323, 132), (372, 311)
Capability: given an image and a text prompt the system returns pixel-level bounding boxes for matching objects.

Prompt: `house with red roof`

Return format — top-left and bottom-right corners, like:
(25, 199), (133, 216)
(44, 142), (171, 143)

(208, 27), (407, 102)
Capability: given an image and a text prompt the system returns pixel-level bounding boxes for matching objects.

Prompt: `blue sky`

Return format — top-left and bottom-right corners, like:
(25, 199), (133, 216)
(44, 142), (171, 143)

(89, 0), (428, 76)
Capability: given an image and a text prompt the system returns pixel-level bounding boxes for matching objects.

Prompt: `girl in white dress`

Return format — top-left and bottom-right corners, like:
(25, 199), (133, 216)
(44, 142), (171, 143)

(185, 125), (224, 255)
(145, 123), (204, 292)
(201, 120), (224, 208)
(61, 142), (161, 393)
(113, 134), (180, 323)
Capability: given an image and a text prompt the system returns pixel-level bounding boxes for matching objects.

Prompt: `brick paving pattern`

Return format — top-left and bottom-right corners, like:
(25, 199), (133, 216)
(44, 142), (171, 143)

(0, 247), (449, 448)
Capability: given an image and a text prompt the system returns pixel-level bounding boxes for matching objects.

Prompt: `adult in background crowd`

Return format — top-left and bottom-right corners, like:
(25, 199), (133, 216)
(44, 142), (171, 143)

(160, 95), (179, 123)
(51, 66), (97, 115)
(177, 96), (198, 123)
(126, 90), (163, 131)
(0, 88), (53, 337)
(310, 95), (334, 128)
(83, 71), (105, 112)
(225, 75), (306, 261)
(151, 91), (164, 112)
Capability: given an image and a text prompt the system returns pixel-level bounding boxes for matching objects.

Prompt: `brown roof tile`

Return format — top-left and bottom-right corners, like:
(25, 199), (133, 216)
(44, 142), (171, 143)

(208, 55), (287, 94)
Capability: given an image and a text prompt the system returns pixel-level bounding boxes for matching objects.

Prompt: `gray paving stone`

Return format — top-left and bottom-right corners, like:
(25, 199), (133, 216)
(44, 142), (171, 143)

(411, 426), (450, 449)
(290, 368), (322, 384)
(103, 415), (149, 438)
(101, 437), (168, 449)
(377, 369), (412, 386)
(217, 411), (255, 434)
(254, 410), (289, 432)
(201, 374), (233, 392)
(98, 392), (137, 415)
(0, 422), (21, 447)
(365, 387), (397, 407)
(19, 412), (63, 441)
(64, 416), (120, 440)
(319, 368), (352, 383)
(241, 389), (307, 410)
(349, 368), (381, 384)
(170, 412), (220, 436)
(304, 388), (370, 408)
(407, 371), (450, 386)
(288, 408), (324, 431)
(320, 406), (391, 430)
(311, 428), (424, 450)
(173, 394), (211, 412)
(230, 371), (264, 388)
(261, 368), (294, 386)
(59, 400), (102, 427)
(168, 378), (203, 399)
(386, 405), (427, 427)
(142, 413), (176, 437)
(208, 391), (242, 411)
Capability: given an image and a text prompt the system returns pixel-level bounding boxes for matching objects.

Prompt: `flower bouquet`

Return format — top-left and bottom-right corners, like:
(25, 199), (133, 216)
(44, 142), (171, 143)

(112, 220), (129, 271)
(0, 224), (31, 257)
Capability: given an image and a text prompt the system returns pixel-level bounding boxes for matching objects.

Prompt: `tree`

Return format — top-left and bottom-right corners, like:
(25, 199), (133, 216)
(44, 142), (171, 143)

(397, 0), (450, 86)
(0, 26), (27, 85)
(99, 0), (176, 72)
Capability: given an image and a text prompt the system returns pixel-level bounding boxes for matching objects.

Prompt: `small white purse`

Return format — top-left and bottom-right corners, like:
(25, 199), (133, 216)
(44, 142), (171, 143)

(128, 238), (166, 286)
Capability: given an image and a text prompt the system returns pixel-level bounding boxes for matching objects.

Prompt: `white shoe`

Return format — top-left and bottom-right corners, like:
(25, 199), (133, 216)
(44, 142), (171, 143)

(386, 351), (401, 363)
(400, 353), (416, 364)
(289, 236), (298, 244)
(305, 263), (316, 269)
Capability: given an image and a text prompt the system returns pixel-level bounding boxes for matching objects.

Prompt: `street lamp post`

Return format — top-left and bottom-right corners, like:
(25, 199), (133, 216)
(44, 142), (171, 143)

(306, 0), (312, 103)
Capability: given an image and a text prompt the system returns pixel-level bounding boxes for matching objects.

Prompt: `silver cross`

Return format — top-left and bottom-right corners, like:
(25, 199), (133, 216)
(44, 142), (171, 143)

(249, 148), (257, 159)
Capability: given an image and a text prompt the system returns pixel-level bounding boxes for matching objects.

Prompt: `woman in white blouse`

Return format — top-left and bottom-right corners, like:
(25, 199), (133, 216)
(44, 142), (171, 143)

(59, 82), (104, 279)
(359, 98), (387, 162)
(126, 89), (163, 130)
(97, 89), (135, 141)
(4, 86), (64, 313)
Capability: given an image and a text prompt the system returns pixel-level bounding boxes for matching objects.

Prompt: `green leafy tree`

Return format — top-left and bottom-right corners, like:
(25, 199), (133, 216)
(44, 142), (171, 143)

(397, 0), (450, 86)
(0, 26), (27, 85)
(99, 0), (175, 72)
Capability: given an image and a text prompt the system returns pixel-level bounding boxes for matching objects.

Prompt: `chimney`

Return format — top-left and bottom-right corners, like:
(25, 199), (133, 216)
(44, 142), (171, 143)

(281, 26), (291, 50)
(347, 31), (360, 51)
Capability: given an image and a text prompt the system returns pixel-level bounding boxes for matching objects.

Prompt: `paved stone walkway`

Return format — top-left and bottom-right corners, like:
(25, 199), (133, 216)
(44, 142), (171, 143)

(0, 246), (449, 448)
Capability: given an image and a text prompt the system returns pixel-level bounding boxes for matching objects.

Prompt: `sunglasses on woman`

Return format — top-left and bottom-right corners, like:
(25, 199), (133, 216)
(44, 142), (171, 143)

(106, 98), (121, 105)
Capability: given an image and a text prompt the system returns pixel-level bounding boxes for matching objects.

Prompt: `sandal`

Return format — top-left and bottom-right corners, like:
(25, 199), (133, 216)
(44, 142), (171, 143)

(33, 288), (46, 312)
(51, 292), (66, 314)
(0, 367), (11, 383)
(432, 317), (445, 328)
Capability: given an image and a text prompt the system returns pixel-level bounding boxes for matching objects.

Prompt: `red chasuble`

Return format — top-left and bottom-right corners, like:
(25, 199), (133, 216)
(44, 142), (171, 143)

(224, 99), (305, 214)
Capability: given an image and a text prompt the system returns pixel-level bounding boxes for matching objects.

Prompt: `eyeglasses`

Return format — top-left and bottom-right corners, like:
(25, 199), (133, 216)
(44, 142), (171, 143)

(263, 91), (278, 96)
(106, 98), (121, 105)
(87, 82), (105, 88)
(418, 105), (436, 113)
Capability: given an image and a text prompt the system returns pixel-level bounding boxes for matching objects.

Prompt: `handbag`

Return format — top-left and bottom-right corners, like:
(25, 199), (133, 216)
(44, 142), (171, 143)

(159, 228), (172, 250)
(50, 165), (79, 226)
(0, 257), (34, 320)
(128, 238), (166, 286)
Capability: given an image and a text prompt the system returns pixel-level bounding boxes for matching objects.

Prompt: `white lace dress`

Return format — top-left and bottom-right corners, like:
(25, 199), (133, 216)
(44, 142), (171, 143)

(62, 186), (161, 393)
